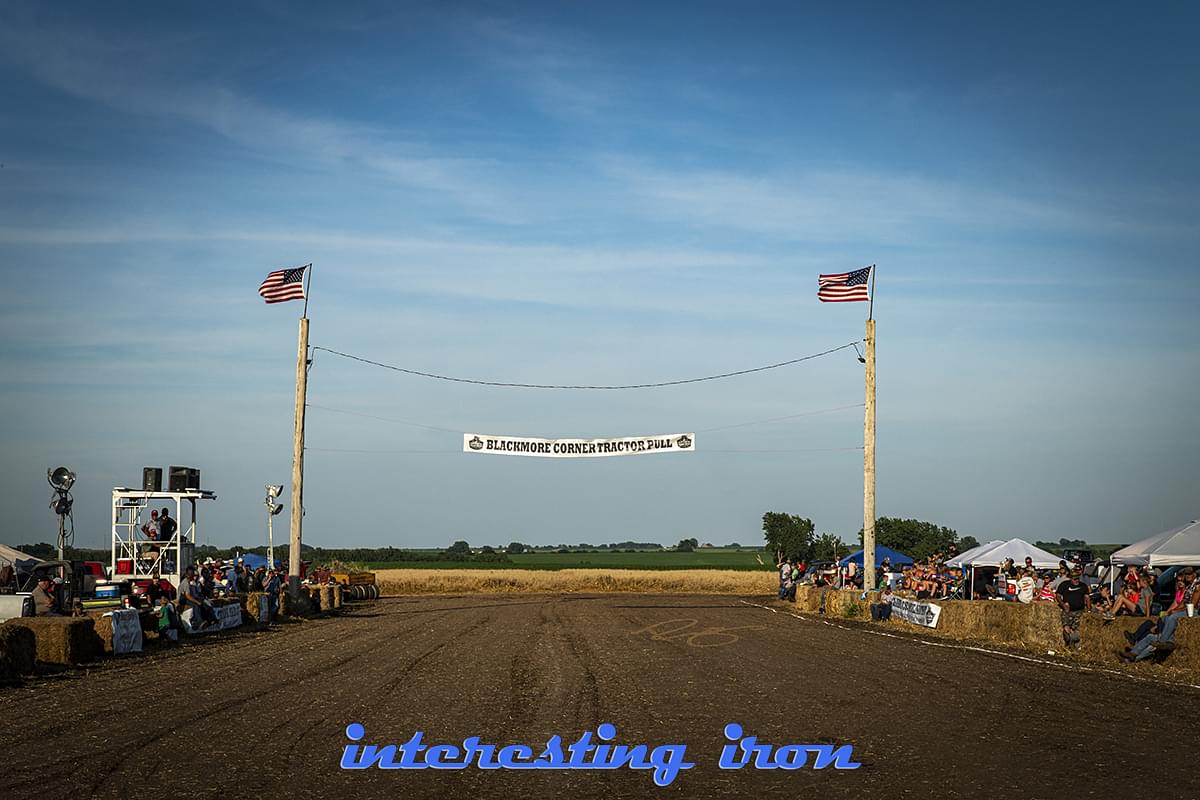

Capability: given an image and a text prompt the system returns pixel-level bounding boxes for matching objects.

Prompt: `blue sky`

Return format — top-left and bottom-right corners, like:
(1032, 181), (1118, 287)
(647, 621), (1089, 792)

(1, 1), (1197, 551)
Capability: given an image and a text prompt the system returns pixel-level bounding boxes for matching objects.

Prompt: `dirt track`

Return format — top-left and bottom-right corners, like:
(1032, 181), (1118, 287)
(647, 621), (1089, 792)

(1, 594), (1195, 799)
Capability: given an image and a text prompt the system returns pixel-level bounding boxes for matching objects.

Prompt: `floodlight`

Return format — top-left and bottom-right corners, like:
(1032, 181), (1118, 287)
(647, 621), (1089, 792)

(851, 343), (866, 364)
(266, 484), (284, 497)
(271, 503), (284, 516)
(48, 466), (76, 492)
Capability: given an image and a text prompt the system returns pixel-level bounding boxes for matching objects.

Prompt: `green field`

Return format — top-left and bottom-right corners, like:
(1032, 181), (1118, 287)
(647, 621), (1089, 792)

(367, 549), (770, 571)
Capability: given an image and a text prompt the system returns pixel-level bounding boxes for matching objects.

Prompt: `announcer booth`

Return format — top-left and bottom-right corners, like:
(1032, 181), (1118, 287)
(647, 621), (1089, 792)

(111, 466), (216, 588)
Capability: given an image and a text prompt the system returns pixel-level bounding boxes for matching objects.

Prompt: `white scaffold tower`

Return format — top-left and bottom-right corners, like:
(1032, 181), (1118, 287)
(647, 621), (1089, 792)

(111, 486), (217, 587)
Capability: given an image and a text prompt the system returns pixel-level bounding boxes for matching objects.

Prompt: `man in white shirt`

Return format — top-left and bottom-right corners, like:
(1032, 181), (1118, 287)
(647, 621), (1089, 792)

(1016, 569), (1036, 603)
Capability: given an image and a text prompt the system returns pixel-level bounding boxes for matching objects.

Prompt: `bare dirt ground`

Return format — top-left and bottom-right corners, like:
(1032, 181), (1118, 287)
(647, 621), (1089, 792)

(1, 594), (1195, 799)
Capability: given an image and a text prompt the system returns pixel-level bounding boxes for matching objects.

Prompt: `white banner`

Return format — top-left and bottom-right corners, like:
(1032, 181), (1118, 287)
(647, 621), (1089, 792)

(106, 609), (143, 654)
(463, 432), (695, 458)
(216, 603), (242, 630)
(890, 597), (942, 628)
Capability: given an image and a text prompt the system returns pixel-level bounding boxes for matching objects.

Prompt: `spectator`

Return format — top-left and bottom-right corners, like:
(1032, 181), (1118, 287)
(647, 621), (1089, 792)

(141, 509), (160, 540)
(262, 568), (282, 621)
(1035, 576), (1058, 603)
(1121, 567), (1199, 663)
(31, 575), (59, 616)
(1056, 568), (1091, 648)
(177, 566), (216, 631)
(870, 586), (894, 621)
(777, 559), (791, 600)
(154, 595), (182, 641)
(1103, 582), (1150, 620)
(158, 508), (178, 541)
(1049, 563), (1070, 592)
(1016, 569), (1036, 604)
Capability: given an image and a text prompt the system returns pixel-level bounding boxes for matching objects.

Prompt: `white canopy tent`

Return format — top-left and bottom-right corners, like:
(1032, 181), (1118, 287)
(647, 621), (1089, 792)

(951, 538), (1063, 569)
(1110, 520), (1200, 567)
(944, 540), (1004, 568)
(0, 543), (36, 568)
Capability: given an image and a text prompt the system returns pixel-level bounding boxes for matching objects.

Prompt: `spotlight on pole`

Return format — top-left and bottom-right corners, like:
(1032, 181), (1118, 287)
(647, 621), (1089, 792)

(264, 483), (285, 568)
(47, 465), (76, 560)
(48, 466), (76, 492)
(852, 343), (866, 364)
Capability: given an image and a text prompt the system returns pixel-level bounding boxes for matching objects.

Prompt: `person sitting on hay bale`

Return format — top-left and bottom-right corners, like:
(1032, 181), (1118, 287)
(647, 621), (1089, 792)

(1102, 581), (1151, 620)
(153, 595), (183, 642)
(1056, 568), (1091, 648)
(870, 586), (894, 621)
(32, 575), (61, 616)
(1121, 567), (1198, 664)
(177, 567), (217, 631)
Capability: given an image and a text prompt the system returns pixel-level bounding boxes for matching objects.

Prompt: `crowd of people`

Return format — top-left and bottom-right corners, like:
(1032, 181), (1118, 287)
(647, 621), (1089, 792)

(775, 554), (1199, 663)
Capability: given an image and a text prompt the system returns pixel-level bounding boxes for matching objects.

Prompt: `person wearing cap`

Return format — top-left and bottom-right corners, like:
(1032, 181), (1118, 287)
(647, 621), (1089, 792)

(158, 508), (177, 541)
(1122, 567), (1199, 663)
(1055, 568), (1090, 647)
(141, 509), (160, 540)
(177, 566), (216, 631)
(32, 575), (59, 616)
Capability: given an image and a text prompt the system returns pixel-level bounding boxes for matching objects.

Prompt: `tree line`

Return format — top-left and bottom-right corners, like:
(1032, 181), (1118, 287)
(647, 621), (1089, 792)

(761, 513), (980, 563)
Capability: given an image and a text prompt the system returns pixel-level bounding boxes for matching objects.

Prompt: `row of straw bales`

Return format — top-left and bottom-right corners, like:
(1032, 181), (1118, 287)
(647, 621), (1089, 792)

(0, 587), (345, 678)
(1, 617), (102, 670)
(795, 586), (1067, 652)
(376, 568), (776, 596)
(791, 586), (1200, 679)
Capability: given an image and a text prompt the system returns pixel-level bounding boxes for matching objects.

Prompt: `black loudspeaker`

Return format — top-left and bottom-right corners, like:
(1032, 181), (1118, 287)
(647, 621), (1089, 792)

(142, 467), (163, 492)
(168, 466), (201, 492)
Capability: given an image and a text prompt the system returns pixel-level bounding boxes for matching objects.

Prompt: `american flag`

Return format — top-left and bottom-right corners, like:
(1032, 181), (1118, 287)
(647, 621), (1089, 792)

(817, 266), (871, 303)
(258, 265), (308, 304)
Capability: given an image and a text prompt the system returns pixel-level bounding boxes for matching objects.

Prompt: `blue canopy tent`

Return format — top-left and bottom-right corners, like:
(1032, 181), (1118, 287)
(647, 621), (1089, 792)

(838, 545), (913, 568)
(231, 553), (282, 571)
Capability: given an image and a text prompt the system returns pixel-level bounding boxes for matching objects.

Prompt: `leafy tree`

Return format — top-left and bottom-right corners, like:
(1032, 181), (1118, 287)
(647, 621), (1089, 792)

(446, 540), (471, 555)
(812, 533), (847, 561)
(675, 538), (699, 552)
(859, 517), (958, 562)
(505, 542), (526, 555)
(762, 512), (815, 562)
(959, 535), (980, 551)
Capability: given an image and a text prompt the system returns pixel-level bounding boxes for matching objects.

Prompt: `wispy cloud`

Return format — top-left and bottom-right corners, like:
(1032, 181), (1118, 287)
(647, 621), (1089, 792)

(0, 16), (532, 222)
(603, 158), (1199, 244)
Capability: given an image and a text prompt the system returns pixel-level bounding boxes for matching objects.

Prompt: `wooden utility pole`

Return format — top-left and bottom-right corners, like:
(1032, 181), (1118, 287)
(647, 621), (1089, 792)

(288, 315), (309, 597)
(863, 266), (877, 591)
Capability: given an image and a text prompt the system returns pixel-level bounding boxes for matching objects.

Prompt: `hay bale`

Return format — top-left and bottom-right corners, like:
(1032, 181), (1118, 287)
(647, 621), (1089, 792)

(244, 592), (265, 621)
(278, 591), (290, 618)
(7, 617), (102, 665)
(0, 623), (37, 678)
(319, 585), (335, 612)
(93, 614), (115, 653)
(1078, 614), (1147, 660)
(1172, 618), (1200, 673)
(332, 586), (343, 609)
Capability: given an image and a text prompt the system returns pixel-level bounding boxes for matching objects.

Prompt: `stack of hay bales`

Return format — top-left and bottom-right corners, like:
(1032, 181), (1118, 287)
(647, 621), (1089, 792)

(1078, 615), (1146, 660)
(0, 624), (37, 679)
(93, 614), (120, 654)
(6, 617), (102, 665)
(243, 592), (267, 622)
